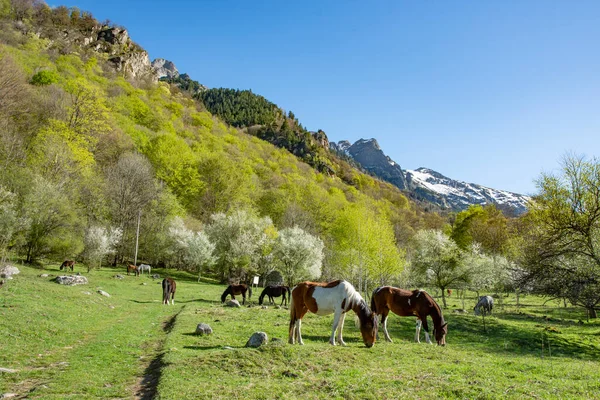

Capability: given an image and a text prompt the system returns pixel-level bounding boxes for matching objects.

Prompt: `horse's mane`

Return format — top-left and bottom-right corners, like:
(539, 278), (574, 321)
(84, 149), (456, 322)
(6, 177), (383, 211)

(418, 290), (446, 325)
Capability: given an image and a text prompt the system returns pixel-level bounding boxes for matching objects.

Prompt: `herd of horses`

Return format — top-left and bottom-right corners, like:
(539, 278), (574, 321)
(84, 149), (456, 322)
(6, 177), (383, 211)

(59, 259), (494, 348)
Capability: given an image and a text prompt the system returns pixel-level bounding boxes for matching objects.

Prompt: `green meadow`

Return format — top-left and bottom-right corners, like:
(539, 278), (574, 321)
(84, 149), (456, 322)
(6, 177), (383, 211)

(1, 264), (600, 400)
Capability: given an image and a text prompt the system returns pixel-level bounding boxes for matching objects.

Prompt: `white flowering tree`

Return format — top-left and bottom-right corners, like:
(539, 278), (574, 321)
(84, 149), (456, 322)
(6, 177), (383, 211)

(272, 226), (324, 286)
(464, 244), (512, 297)
(83, 226), (122, 272)
(410, 229), (469, 308)
(167, 217), (216, 280)
(205, 210), (275, 282)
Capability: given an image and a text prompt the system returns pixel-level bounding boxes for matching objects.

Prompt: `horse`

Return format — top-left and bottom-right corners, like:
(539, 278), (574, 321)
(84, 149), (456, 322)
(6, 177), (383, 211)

(474, 295), (494, 316)
(371, 286), (448, 346)
(289, 280), (378, 348)
(162, 277), (176, 305)
(126, 264), (139, 276)
(221, 284), (252, 305)
(258, 285), (291, 306)
(447, 289), (452, 297)
(138, 264), (151, 275)
(60, 260), (75, 271)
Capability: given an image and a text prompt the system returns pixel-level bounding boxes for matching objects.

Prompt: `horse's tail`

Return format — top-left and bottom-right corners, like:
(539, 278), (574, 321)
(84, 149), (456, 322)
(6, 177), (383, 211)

(161, 279), (168, 303)
(288, 292), (296, 338)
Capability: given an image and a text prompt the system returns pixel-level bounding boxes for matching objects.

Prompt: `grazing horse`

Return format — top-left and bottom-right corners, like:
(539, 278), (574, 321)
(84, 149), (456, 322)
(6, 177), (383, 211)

(162, 278), (176, 305)
(474, 296), (494, 316)
(447, 289), (452, 297)
(221, 284), (252, 305)
(371, 286), (448, 346)
(60, 260), (75, 271)
(126, 264), (139, 276)
(289, 280), (378, 348)
(138, 264), (151, 275)
(259, 285), (291, 306)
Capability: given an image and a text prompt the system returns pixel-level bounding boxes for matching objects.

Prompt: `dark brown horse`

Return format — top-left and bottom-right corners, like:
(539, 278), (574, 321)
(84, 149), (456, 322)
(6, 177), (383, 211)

(126, 264), (139, 276)
(258, 285), (291, 306)
(221, 284), (252, 305)
(60, 260), (75, 271)
(371, 286), (447, 346)
(162, 278), (176, 305)
(289, 280), (378, 347)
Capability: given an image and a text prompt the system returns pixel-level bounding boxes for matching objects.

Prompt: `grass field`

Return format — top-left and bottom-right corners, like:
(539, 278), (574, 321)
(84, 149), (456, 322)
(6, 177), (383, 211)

(1, 264), (600, 399)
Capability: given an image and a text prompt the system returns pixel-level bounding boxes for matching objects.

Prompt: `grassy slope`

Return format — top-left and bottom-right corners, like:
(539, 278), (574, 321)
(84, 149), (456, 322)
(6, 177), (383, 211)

(2, 265), (600, 399)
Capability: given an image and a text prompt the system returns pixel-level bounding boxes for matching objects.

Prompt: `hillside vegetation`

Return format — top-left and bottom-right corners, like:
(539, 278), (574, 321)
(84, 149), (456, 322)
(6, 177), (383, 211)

(0, 0), (445, 285)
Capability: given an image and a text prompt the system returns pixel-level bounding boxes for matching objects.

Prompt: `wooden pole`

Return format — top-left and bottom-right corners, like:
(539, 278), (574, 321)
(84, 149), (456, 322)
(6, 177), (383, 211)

(134, 210), (141, 266)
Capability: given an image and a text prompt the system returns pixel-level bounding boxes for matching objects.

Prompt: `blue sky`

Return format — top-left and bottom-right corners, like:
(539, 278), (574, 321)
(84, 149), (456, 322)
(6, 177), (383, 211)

(66, 0), (600, 195)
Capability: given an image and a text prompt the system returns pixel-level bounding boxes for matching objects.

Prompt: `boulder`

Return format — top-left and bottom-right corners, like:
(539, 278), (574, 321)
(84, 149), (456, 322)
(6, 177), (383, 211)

(151, 274), (160, 280)
(226, 299), (241, 308)
(113, 274), (124, 279)
(195, 323), (213, 336)
(97, 290), (110, 297)
(0, 266), (19, 279)
(39, 274), (49, 278)
(245, 332), (268, 348)
(54, 275), (88, 286)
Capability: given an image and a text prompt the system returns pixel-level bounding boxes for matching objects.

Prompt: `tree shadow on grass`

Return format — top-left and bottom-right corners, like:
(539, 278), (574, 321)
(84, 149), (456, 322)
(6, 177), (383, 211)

(384, 312), (600, 360)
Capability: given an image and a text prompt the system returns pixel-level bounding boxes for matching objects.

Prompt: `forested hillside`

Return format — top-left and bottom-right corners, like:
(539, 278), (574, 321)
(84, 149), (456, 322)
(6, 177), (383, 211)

(0, 0), (447, 287)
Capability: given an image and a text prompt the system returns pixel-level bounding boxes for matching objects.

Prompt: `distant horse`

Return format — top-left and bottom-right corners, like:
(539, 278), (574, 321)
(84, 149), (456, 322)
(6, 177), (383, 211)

(60, 260), (75, 271)
(138, 264), (151, 275)
(474, 296), (494, 316)
(162, 277), (176, 305)
(126, 264), (139, 276)
(221, 284), (252, 305)
(371, 286), (448, 346)
(447, 289), (452, 297)
(259, 285), (291, 306)
(289, 280), (378, 347)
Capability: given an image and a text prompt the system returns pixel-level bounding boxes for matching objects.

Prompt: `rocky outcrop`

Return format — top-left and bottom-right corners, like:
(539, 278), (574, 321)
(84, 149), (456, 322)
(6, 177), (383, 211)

(151, 58), (179, 79)
(311, 130), (329, 149)
(0, 266), (19, 279)
(345, 138), (407, 190)
(55, 275), (88, 286)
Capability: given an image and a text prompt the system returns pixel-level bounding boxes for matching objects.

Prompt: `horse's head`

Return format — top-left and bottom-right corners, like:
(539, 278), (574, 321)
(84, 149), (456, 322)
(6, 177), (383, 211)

(357, 308), (378, 348)
(220, 289), (228, 303)
(433, 322), (448, 346)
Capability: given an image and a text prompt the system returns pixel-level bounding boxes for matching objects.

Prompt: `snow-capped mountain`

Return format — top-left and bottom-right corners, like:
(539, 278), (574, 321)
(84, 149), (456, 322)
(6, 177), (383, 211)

(331, 139), (531, 215)
(405, 168), (530, 215)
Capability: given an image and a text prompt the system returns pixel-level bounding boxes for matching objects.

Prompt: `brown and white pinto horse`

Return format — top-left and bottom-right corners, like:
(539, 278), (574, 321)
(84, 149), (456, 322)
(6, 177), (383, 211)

(126, 264), (139, 276)
(60, 260), (75, 271)
(371, 286), (448, 346)
(289, 280), (378, 347)
(221, 284), (252, 305)
(162, 277), (176, 305)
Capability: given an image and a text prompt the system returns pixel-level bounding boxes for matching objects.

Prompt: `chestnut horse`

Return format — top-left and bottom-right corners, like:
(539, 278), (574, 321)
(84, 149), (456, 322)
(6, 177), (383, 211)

(60, 260), (75, 271)
(162, 277), (176, 305)
(371, 286), (447, 346)
(289, 280), (378, 348)
(258, 285), (291, 306)
(221, 284), (252, 305)
(126, 264), (139, 276)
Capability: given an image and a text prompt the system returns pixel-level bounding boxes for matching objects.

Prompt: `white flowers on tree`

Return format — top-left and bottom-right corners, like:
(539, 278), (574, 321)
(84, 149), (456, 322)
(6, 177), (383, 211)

(272, 226), (324, 286)
(167, 217), (216, 279)
(83, 226), (122, 271)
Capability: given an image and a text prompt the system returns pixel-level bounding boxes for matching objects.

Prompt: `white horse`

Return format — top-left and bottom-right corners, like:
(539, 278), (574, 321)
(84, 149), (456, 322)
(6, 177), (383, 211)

(474, 295), (494, 316)
(288, 280), (378, 347)
(138, 264), (151, 276)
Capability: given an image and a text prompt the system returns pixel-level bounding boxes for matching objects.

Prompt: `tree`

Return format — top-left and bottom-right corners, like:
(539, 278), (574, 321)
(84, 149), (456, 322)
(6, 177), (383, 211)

(205, 210), (274, 282)
(82, 226), (122, 272)
(0, 186), (21, 262)
(166, 217), (215, 280)
(410, 230), (468, 308)
(272, 226), (324, 286)
(520, 154), (600, 318)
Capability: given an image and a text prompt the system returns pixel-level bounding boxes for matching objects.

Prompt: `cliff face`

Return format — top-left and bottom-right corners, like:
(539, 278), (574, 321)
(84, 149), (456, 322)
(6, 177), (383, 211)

(151, 58), (179, 79)
(344, 138), (407, 190)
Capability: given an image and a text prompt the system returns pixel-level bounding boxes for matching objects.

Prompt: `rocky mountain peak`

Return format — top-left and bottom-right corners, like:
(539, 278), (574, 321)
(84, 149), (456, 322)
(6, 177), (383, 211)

(152, 58), (179, 79)
(344, 138), (407, 190)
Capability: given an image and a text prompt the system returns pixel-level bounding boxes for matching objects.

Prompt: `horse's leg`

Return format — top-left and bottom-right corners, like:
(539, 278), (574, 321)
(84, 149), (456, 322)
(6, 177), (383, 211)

(329, 309), (343, 345)
(415, 319), (422, 343)
(336, 312), (347, 346)
(296, 318), (304, 345)
(242, 292), (246, 305)
(420, 318), (433, 344)
(381, 311), (393, 342)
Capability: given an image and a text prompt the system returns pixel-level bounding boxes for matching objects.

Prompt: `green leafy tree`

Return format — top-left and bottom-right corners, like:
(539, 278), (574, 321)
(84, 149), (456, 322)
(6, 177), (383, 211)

(520, 154), (600, 318)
